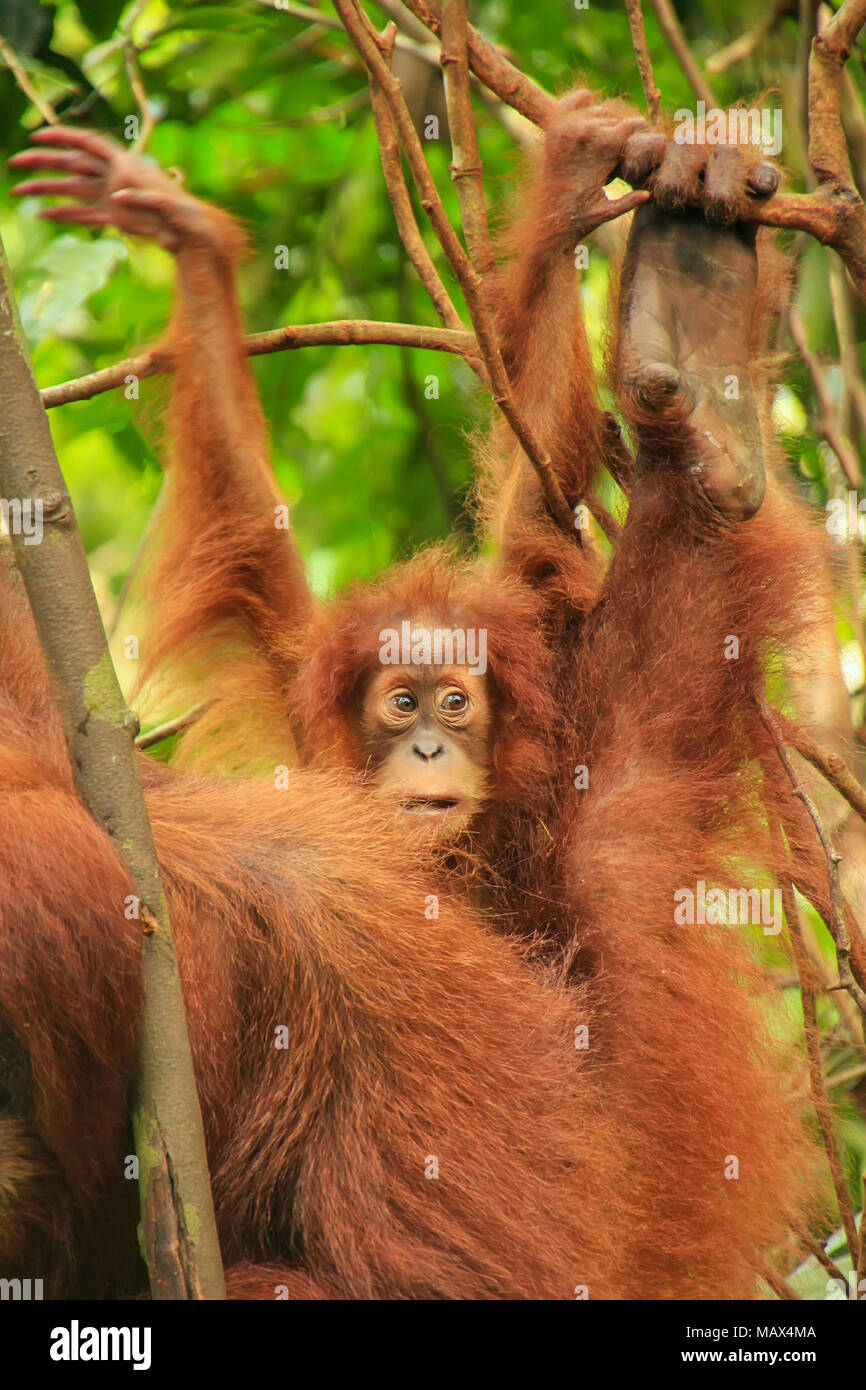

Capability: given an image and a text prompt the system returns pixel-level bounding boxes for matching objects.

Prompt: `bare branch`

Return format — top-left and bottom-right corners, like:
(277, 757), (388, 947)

(751, 0), (866, 296)
(649, 0), (717, 108)
(791, 1222), (848, 1284)
(333, 0), (574, 534)
(759, 1260), (803, 1299)
(0, 32), (60, 125)
(783, 878), (861, 1261)
(706, 1), (794, 75)
(123, 41), (155, 152)
(584, 492), (623, 548)
(439, 0), (497, 279)
(625, 0), (661, 122)
(752, 193), (866, 301)
(41, 320), (478, 409)
(788, 305), (862, 486)
(0, 233), (225, 1300)
(811, 0), (866, 179)
(368, 25), (465, 331)
(761, 702), (866, 1018)
(601, 413), (636, 493)
(254, 0), (436, 60)
(136, 700), (214, 751)
(402, 0), (555, 128)
(777, 709), (866, 829)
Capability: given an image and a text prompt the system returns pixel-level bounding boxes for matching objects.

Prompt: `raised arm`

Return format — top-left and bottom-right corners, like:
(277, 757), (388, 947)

(11, 130), (313, 757)
(475, 94), (650, 601)
(476, 95), (786, 604)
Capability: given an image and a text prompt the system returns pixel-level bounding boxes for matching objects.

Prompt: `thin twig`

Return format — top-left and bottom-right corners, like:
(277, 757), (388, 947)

(759, 1260), (803, 1300)
(261, 0), (536, 147)
(123, 42), (155, 152)
(761, 701), (866, 1017)
(706, 1), (794, 75)
(783, 878), (861, 1261)
(794, 894), (865, 1042)
(136, 701), (214, 751)
(254, 0), (437, 61)
(602, 412), (636, 493)
(333, 0), (574, 534)
(777, 710), (866, 830)
(827, 1061), (866, 1087)
(439, 0), (497, 280)
(649, 0), (716, 108)
(767, 811), (861, 1266)
(788, 305), (862, 486)
(41, 320), (478, 409)
(584, 492), (623, 548)
(625, 0), (661, 122)
(401, 0), (555, 128)
(790, 1223), (848, 1284)
(0, 33), (60, 125)
(783, 884), (861, 1267)
(368, 26), (465, 332)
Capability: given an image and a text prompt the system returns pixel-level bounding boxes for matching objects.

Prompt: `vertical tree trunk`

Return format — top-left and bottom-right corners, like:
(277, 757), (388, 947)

(0, 238), (226, 1301)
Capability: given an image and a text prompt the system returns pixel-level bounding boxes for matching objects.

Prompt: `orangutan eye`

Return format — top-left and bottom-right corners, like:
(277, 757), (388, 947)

(441, 690), (468, 713)
(389, 692), (417, 714)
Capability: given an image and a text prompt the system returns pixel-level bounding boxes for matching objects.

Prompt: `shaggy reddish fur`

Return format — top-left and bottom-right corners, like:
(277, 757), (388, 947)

(288, 547), (557, 810)
(0, 91), (849, 1301)
(0, 549), (821, 1299)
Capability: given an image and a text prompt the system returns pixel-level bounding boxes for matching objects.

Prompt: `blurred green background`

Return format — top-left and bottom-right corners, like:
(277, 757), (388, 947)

(0, 0), (861, 635)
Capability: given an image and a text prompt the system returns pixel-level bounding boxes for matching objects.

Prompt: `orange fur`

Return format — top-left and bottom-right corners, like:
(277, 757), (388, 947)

(0, 91), (848, 1301)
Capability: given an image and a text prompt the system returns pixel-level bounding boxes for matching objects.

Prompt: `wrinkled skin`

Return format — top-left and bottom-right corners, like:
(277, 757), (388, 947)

(616, 136), (780, 521)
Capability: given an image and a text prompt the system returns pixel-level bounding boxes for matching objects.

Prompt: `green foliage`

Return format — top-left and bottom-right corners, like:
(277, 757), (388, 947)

(0, 0), (863, 604)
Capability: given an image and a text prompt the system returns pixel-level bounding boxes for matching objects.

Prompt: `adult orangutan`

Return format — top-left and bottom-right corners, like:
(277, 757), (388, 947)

(0, 91), (842, 1300)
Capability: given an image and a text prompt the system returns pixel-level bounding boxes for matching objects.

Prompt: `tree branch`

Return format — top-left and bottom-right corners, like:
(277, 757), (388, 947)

(787, 305), (862, 486)
(0, 235), (225, 1300)
(333, 0), (574, 534)
(401, 0), (555, 128)
(790, 1223), (848, 1284)
(706, 1), (795, 76)
(625, 0), (661, 122)
(761, 702), (866, 1017)
(368, 25), (466, 331)
(136, 700), (214, 751)
(750, 0), (866, 297)
(649, 0), (717, 108)
(777, 709), (866, 829)
(0, 32), (60, 126)
(783, 878), (861, 1261)
(41, 320), (478, 409)
(439, 0), (497, 280)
